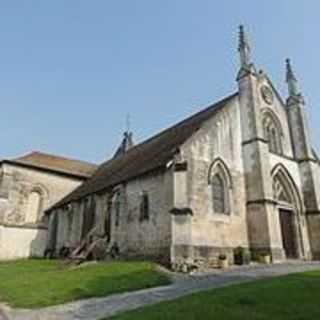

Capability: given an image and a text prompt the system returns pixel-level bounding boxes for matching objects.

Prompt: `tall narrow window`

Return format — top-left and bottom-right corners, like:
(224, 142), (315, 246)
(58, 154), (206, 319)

(212, 174), (225, 213)
(271, 128), (278, 153)
(263, 112), (283, 155)
(140, 192), (149, 221)
(209, 159), (232, 215)
(105, 198), (112, 238)
(114, 192), (121, 227)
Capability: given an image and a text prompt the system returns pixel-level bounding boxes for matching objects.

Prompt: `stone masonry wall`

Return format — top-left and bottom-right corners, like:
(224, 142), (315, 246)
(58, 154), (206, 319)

(52, 169), (174, 264)
(172, 95), (249, 264)
(111, 170), (173, 263)
(0, 163), (85, 259)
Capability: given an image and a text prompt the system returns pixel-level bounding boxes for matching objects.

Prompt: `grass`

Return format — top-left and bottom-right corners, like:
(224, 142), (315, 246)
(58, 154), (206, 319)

(0, 259), (170, 309)
(106, 269), (320, 320)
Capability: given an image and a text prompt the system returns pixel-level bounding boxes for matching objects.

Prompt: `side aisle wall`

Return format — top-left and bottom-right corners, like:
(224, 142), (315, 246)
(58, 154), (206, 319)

(111, 170), (174, 263)
(51, 169), (174, 264)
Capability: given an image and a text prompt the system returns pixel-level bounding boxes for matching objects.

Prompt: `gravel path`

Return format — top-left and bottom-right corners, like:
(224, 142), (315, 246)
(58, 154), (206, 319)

(1, 261), (320, 320)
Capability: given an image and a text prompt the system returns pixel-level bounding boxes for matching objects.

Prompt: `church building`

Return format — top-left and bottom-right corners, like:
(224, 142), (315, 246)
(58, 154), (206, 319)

(0, 151), (97, 260)
(46, 26), (320, 268)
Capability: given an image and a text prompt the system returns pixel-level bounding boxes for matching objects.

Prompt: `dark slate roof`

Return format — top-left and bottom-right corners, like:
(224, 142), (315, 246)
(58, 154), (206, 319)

(2, 151), (97, 179)
(49, 92), (238, 210)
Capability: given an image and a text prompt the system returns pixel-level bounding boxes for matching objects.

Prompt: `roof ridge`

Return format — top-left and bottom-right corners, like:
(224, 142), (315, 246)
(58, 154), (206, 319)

(121, 92), (238, 157)
(13, 151), (97, 167)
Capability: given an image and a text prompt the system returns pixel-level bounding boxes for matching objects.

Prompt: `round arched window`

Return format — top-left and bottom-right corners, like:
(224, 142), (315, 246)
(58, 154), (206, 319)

(26, 191), (43, 223)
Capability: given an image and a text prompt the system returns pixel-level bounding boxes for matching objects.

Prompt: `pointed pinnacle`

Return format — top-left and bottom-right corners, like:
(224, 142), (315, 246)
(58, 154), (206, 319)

(238, 25), (250, 51)
(286, 58), (297, 82)
(286, 58), (301, 97)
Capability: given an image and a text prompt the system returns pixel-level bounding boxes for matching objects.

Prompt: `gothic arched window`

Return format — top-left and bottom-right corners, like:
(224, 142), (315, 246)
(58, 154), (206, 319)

(262, 112), (283, 155)
(212, 174), (226, 213)
(209, 159), (232, 215)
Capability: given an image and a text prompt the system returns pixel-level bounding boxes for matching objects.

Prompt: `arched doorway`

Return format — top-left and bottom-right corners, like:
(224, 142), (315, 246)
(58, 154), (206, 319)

(272, 165), (303, 259)
(278, 209), (296, 258)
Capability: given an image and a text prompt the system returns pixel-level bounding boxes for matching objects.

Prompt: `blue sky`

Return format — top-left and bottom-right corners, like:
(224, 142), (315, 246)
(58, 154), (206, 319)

(0, 1), (319, 163)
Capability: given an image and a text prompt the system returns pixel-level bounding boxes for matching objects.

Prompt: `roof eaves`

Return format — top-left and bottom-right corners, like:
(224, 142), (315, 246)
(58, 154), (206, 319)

(2, 160), (91, 180)
(46, 162), (169, 213)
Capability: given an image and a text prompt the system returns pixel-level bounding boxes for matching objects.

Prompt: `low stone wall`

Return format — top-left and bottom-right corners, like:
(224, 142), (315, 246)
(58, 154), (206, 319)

(0, 224), (47, 260)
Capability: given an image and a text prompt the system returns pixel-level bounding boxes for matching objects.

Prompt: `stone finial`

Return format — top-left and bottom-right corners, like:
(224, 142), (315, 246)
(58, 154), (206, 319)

(238, 25), (251, 68)
(286, 58), (299, 97)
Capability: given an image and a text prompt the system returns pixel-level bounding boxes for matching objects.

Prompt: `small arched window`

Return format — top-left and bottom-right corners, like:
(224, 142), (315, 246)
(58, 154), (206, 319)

(263, 112), (283, 155)
(212, 174), (225, 213)
(26, 191), (43, 223)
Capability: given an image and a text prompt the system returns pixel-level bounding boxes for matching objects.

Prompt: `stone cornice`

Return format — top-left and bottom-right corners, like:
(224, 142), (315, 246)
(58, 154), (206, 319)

(0, 222), (48, 230)
(297, 158), (318, 164)
(170, 207), (193, 216)
(247, 198), (278, 206)
(242, 137), (268, 146)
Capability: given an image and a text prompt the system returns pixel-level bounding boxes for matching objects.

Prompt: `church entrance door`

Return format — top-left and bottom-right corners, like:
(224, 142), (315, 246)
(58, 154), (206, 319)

(279, 209), (297, 259)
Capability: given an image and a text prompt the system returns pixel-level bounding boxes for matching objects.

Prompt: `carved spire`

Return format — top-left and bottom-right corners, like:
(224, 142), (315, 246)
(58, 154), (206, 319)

(238, 25), (251, 68)
(286, 58), (300, 97)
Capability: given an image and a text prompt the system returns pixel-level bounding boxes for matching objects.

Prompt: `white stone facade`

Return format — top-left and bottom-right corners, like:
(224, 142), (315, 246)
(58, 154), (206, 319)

(0, 159), (93, 260)
(46, 27), (320, 267)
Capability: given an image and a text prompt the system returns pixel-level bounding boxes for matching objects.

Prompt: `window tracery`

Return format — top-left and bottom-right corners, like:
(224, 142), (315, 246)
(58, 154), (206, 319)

(262, 112), (283, 154)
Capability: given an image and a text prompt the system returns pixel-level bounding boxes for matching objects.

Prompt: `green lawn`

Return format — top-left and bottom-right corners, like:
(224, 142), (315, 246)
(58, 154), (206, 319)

(106, 270), (320, 320)
(0, 259), (170, 309)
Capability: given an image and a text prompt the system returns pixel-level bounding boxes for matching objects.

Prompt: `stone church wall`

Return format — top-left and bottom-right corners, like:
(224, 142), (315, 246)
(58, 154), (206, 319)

(111, 169), (173, 263)
(51, 169), (173, 263)
(307, 214), (320, 259)
(0, 163), (84, 260)
(306, 163), (320, 259)
(0, 225), (47, 260)
(0, 163), (83, 225)
(313, 163), (320, 208)
(172, 95), (249, 264)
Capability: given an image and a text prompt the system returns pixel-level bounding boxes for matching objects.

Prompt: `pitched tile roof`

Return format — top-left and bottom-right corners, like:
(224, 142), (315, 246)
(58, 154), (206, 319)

(3, 151), (97, 179)
(49, 92), (238, 210)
